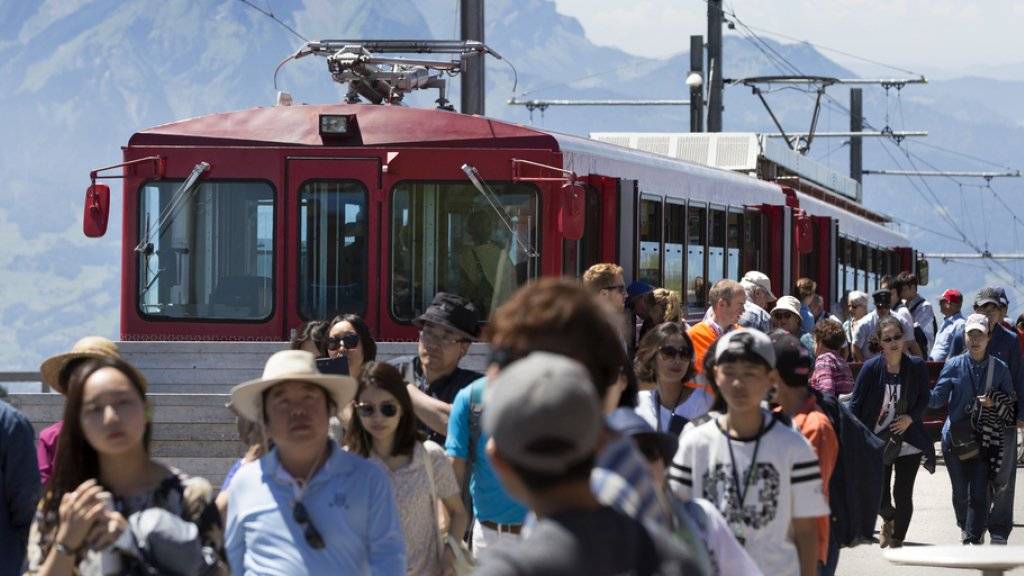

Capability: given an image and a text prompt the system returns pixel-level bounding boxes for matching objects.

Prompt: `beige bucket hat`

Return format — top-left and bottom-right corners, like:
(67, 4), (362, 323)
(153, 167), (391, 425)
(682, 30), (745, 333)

(229, 350), (357, 423)
(39, 336), (146, 395)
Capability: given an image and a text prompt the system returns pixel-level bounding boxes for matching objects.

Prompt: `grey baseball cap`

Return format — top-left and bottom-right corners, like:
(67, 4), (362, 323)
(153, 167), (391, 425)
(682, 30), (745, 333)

(975, 287), (1005, 309)
(483, 352), (602, 475)
(713, 328), (777, 369)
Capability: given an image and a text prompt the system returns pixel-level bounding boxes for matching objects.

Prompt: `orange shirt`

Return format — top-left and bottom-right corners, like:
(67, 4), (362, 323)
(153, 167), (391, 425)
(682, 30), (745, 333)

(687, 321), (720, 375)
(782, 395), (839, 564)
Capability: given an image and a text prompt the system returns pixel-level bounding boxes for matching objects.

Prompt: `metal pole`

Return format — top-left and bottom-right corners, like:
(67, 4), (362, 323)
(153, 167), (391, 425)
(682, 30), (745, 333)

(850, 88), (863, 183)
(706, 0), (724, 132)
(460, 0), (485, 115)
(690, 35), (704, 133)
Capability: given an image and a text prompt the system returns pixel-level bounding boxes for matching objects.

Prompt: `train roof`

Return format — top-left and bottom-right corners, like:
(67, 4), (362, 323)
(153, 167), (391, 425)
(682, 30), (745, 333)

(129, 103), (558, 149)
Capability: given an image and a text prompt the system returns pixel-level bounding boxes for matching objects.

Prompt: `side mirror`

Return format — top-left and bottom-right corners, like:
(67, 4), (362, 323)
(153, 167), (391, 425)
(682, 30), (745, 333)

(794, 213), (814, 254)
(558, 183), (585, 241)
(917, 258), (929, 286)
(83, 183), (110, 238)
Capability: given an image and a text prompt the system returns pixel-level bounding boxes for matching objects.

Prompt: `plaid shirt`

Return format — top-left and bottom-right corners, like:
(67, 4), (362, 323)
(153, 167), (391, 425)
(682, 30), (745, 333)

(809, 351), (855, 397)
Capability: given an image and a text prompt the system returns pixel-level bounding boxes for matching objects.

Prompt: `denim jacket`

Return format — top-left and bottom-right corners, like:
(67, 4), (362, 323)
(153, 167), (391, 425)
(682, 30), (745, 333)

(930, 352), (1016, 439)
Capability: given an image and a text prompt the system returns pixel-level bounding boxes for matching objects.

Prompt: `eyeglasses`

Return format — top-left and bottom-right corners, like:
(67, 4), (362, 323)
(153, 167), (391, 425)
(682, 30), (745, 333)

(879, 336), (902, 343)
(326, 333), (360, 351)
(601, 284), (627, 295)
(355, 402), (399, 418)
(293, 501), (325, 550)
(419, 329), (465, 346)
(658, 346), (692, 361)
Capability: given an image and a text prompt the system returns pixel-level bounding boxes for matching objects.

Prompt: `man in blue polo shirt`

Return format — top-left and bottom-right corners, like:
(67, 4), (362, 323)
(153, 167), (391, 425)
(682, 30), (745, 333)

(948, 286), (1024, 545)
(447, 376), (528, 552)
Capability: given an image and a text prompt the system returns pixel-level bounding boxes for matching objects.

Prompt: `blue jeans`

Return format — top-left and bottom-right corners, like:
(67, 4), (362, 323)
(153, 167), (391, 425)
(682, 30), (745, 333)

(942, 438), (989, 543)
(988, 427), (1017, 542)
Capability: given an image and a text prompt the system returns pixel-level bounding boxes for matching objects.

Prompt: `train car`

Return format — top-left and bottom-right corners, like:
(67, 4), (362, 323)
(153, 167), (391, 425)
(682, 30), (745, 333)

(81, 102), (922, 342)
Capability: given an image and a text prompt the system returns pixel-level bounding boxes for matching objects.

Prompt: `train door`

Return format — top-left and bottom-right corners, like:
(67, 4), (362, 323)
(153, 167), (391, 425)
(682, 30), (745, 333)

(285, 157), (382, 335)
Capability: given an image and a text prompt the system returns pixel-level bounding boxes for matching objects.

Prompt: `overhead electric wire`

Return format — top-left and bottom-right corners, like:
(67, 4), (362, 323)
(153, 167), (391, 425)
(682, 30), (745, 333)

(236, 0), (309, 43)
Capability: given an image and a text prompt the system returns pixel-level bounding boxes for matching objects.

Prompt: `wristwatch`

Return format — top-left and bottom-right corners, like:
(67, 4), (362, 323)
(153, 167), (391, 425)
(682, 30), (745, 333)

(55, 541), (80, 557)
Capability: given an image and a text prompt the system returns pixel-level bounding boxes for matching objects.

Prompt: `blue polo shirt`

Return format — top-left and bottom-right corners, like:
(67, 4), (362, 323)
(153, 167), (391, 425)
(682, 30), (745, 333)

(225, 442), (406, 575)
(445, 378), (528, 524)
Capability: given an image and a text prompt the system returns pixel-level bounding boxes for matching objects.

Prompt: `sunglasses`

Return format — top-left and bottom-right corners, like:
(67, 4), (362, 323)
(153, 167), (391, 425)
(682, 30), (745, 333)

(356, 402), (399, 418)
(658, 346), (692, 360)
(601, 284), (627, 294)
(327, 333), (360, 350)
(293, 501), (325, 550)
(879, 336), (902, 344)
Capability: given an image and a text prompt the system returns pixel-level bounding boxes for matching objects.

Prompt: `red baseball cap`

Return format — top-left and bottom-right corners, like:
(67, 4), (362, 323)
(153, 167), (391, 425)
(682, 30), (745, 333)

(940, 289), (963, 303)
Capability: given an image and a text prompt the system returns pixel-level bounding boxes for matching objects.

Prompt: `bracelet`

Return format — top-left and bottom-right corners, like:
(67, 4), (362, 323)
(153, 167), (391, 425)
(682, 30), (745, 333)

(54, 541), (80, 557)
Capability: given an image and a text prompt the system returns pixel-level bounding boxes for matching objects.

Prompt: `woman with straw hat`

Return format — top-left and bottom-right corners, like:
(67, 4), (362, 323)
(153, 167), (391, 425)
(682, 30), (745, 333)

(36, 337), (142, 486)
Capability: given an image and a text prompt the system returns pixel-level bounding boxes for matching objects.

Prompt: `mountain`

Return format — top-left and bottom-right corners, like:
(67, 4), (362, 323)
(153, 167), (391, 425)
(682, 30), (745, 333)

(0, 0), (1022, 371)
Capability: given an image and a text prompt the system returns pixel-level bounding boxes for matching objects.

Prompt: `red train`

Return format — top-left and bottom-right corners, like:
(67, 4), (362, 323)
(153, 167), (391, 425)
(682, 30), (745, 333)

(82, 103), (924, 342)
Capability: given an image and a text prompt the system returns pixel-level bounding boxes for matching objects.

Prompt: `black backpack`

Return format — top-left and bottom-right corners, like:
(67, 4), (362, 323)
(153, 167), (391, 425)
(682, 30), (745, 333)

(813, 390), (885, 548)
(907, 298), (936, 354)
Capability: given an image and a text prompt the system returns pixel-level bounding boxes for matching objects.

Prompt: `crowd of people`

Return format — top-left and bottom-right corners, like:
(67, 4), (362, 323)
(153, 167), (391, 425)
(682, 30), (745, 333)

(0, 264), (1022, 576)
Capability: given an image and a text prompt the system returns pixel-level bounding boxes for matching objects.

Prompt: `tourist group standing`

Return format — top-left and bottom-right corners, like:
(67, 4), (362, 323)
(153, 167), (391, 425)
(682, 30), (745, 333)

(1, 263), (1020, 575)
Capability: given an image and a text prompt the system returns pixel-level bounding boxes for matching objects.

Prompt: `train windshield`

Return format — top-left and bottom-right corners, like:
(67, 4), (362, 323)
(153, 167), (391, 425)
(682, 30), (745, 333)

(137, 181), (274, 320)
(391, 181), (540, 322)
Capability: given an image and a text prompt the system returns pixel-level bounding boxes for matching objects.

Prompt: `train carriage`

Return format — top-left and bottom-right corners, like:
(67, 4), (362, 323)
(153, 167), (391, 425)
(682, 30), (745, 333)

(83, 102), (921, 342)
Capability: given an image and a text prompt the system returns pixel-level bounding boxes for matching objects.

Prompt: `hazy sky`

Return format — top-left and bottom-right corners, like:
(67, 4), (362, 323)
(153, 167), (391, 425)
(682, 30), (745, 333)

(553, 0), (1024, 74)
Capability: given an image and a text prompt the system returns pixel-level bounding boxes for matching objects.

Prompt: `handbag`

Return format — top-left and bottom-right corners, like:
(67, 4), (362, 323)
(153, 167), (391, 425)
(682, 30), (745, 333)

(422, 443), (475, 575)
(876, 429), (904, 467)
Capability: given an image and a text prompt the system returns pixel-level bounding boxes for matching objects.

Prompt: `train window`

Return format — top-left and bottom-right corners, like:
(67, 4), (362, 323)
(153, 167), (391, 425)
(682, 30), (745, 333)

(866, 246), (878, 291)
(664, 202), (686, 294)
(726, 211), (742, 281)
(687, 204), (707, 310)
(137, 181), (274, 321)
(708, 207), (726, 288)
(742, 209), (762, 274)
(638, 197), (663, 286)
(391, 181), (539, 323)
(298, 180), (368, 320)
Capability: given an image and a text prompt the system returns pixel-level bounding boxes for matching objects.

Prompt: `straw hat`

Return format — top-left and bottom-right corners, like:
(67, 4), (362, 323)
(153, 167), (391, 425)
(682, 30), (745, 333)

(39, 336), (145, 395)
(229, 350), (357, 423)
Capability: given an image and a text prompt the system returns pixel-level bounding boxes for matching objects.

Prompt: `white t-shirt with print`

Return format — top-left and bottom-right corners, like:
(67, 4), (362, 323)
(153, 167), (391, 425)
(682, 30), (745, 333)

(668, 410), (829, 576)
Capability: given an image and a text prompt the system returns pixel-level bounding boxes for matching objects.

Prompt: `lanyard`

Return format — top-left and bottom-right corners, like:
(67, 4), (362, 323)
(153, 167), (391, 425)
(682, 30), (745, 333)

(723, 419), (764, 514)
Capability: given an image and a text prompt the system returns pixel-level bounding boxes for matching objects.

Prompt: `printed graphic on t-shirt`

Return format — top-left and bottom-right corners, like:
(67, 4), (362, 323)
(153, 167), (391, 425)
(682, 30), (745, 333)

(702, 462), (780, 543)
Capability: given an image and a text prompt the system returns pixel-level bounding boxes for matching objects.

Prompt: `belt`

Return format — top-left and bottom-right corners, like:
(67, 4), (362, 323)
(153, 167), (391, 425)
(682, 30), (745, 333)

(479, 520), (523, 534)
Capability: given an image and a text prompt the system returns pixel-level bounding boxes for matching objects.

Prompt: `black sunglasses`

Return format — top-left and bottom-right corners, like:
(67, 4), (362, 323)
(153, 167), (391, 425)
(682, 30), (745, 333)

(658, 346), (692, 360)
(327, 333), (360, 350)
(293, 501), (325, 550)
(356, 402), (399, 418)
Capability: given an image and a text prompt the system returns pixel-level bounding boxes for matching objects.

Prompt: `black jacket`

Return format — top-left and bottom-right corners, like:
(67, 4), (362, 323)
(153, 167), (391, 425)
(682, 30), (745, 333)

(849, 354), (936, 472)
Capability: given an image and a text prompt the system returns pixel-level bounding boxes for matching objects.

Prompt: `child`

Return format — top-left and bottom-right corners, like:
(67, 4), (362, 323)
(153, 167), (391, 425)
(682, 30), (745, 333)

(669, 329), (829, 576)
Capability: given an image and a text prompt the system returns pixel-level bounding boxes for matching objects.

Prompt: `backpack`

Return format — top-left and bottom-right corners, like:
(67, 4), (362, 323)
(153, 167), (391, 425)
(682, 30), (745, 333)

(907, 298), (936, 354)
(813, 390), (885, 548)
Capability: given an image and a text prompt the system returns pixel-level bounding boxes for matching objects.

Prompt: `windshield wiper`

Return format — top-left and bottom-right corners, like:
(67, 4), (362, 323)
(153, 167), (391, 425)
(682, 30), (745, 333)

(134, 161), (210, 253)
(461, 163), (538, 258)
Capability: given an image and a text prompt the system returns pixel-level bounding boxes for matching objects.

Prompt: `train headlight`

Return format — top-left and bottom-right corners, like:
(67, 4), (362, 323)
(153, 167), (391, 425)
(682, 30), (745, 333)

(319, 114), (351, 135)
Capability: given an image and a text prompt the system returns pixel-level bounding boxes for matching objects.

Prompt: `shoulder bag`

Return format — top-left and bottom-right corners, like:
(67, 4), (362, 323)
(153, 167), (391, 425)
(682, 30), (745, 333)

(422, 443), (475, 575)
(950, 358), (992, 461)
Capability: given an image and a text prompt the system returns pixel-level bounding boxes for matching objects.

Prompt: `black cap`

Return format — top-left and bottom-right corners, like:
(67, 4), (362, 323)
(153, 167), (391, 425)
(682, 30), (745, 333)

(414, 292), (480, 340)
(872, 289), (892, 307)
(769, 332), (811, 388)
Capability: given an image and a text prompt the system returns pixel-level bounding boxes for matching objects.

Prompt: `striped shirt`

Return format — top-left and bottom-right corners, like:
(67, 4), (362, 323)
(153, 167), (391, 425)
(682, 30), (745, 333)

(669, 411), (829, 576)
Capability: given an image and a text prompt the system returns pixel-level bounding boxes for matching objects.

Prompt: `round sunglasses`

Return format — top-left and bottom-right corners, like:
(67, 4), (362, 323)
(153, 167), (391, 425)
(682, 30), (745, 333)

(658, 346), (692, 360)
(355, 401), (399, 418)
(327, 333), (360, 350)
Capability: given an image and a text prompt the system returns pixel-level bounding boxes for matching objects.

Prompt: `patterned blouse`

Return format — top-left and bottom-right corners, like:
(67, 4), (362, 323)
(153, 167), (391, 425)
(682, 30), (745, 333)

(809, 351), (855, 397)
(26, 468), (224, 576)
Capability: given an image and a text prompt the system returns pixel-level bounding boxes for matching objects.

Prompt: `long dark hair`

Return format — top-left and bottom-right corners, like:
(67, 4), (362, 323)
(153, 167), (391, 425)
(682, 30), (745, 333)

(344, 362), (423, 458)
(328, 314), (377, 362)
(290, 320), (328, 357)
(43, 356), (152, 519)
(634, 322), (696, 384)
